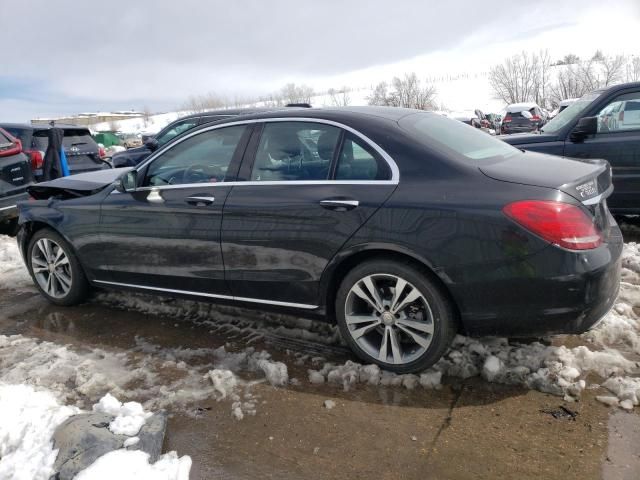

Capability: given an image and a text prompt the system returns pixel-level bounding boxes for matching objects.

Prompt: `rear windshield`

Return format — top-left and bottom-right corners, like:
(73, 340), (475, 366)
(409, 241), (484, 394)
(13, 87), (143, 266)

(0, 130), (11, 144)
(2, 127), (31, 147)
(33, 128), (98, 150)
(399, 113), (520, 161)
(541, 91), (602, 134)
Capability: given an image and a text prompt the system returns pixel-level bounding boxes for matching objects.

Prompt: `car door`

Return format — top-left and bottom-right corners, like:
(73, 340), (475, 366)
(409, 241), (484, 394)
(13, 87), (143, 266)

(96, 123), (252, 295)
(564, 90), (640, 212)
(220, 120), (398, 308)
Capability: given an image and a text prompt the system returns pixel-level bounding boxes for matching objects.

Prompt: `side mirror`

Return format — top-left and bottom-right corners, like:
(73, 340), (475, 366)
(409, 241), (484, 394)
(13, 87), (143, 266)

(145, 138), (159, 152)
(116, 170), (138, 193)
(570, 116), (598, 142)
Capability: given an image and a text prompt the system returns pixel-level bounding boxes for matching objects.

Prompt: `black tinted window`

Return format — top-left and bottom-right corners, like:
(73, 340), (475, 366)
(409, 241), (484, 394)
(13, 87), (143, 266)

(335, 134), (390, 181)
(145, 125), (245, 186)
(2, 127), (31, 147)
(157, 118), (200, 146)
(250, 122), (340, 181)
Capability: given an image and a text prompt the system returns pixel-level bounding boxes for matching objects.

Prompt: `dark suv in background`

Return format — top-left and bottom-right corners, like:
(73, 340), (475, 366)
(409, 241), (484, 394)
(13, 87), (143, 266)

(500, 103), (547, 134)
(0, 128), (34, 234)
(112, 108), (270, 167)
(502, 82), (640, 214)
(0, 123), (110, 181)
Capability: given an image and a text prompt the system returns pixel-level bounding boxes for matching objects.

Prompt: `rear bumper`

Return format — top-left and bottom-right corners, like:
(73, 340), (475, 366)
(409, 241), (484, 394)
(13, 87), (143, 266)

(451, 226), (624, 337)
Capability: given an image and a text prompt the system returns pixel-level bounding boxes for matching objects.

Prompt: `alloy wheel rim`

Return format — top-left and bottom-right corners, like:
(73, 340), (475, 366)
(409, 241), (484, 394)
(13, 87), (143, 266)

(31, 238), (72, 298)
(344, 273), (434, 365)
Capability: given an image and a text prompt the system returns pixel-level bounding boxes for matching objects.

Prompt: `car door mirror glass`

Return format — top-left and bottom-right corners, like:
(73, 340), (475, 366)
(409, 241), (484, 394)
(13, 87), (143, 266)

(145, 138), (159, 152)
(118, 170), (138, 192)
(570, 116), (598, 142)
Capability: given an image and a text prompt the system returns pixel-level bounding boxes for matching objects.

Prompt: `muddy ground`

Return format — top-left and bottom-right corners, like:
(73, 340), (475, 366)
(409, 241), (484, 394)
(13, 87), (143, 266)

(1, 283), (638, 480)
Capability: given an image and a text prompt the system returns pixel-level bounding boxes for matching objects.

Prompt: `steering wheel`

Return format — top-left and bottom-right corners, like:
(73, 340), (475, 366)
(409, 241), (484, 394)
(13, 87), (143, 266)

(182, 164), (211, 184)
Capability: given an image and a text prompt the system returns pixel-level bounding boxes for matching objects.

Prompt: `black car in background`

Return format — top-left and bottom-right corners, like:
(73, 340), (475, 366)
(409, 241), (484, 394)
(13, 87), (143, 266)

(500, 102), (547, 134)
(502, 82), (640, 214)
(112, 108), (278, 167)
(0, 123), (110, 181)
(17, 107), (621, 373)
(0, 128), (33, 234)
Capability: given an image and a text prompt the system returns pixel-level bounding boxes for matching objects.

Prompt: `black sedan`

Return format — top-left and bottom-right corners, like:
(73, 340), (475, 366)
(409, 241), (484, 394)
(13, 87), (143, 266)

(16, 107), (622, 373)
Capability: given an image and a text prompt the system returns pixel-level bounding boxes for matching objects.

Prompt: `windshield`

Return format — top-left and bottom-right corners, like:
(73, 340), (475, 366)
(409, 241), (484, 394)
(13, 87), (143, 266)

(399, 112), (520, 161)
(541, 92), (602, 134)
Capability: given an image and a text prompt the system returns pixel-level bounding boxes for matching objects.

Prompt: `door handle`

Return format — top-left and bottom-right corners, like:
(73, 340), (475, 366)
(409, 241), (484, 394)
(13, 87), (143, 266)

(185, 196), (215, 206)
(319, 199), (359, 211)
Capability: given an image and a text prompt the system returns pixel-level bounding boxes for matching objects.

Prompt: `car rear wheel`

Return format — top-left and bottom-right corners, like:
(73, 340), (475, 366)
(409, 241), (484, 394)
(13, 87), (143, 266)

(336, 260), (456, 374)
(27, 229), (89, 306)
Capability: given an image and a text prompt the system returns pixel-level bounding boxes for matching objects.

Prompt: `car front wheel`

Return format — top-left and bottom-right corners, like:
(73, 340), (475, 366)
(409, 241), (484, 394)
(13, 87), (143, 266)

(336, 260), (456, 374)
(27, 229), (89, 306)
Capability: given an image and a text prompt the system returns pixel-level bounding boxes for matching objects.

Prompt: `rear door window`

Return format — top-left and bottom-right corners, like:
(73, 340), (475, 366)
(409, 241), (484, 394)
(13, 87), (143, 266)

(250, 122), (340, 181)
(335, 134), (390, 181)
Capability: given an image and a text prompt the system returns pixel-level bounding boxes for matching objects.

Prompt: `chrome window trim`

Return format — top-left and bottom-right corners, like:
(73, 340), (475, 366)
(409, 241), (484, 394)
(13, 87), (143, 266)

(0, 205), (17, 212)
(93, 279), (318, 309)
(135, 117), (400, 185)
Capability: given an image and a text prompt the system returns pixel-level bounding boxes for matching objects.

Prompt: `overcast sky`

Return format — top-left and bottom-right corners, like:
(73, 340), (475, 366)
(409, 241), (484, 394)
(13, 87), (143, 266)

(1, 0), (638, 121)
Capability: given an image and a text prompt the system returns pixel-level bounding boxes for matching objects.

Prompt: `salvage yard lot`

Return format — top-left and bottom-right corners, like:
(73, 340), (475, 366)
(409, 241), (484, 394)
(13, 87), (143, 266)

(0, 227), (639, 480)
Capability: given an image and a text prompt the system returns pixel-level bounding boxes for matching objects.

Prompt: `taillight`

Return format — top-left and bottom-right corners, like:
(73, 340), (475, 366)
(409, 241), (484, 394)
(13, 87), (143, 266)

(503, 115), (512, 123)
(98, 146), (106, 159)
(503, 200), (602, 250)
(0, 137), (22, 158)
(25, 150), (44, 170)
(531, 115), (541, 121)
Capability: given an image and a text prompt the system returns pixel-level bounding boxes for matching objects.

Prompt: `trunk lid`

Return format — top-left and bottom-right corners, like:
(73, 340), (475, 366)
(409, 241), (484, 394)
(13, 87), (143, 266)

(480, 150), (614, 237)
(27, 167), (131, 200)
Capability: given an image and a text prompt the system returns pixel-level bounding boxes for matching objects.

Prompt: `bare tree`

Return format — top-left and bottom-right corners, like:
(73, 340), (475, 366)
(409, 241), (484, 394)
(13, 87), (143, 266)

(367, 82), (392, 106)
(280, 83), (314, 104)
(368, 73), (437, 110)
(489, 52), (541, 104)
(141, 105), (152, 127)
(600, 55), (626, 86)
(627, 57), (640, 82)
(328, 86), (351, 107)
(181, 93), (226, 112)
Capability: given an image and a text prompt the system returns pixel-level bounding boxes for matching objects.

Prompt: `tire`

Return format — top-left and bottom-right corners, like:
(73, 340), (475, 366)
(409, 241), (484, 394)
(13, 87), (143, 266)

(27, 228), (90, 306)
(335, 259), (457, 374)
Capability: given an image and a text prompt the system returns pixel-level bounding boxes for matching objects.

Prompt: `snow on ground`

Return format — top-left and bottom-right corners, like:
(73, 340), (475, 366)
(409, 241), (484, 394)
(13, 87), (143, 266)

(0, 236), (32, 291)
(0, 384), (78, 480)
(0, 384), (190, 480)
(1, 233), (639, 411)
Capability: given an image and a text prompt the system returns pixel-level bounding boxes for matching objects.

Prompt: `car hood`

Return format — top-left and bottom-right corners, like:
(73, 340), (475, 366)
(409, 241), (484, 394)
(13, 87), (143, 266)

(27, 167), (131, 200)
(499, 132), (558, 145)
(480, 151), (612, 204)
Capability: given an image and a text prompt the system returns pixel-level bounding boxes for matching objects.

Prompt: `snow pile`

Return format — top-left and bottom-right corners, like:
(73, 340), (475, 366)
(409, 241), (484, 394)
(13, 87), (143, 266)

(75, 450), (191, 480)
(0, 384), (190, 480)
(93, 393), (153, 436)
(0, 332), (289, 421)
(0, 235), (31, 290)
(0, 383), (78, 480)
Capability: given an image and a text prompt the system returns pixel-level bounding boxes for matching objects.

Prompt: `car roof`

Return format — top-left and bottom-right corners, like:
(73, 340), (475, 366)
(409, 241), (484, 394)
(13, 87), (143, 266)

(202, 106), (430, 125)
(559, 98), (578, 106)
(505, 102), (538, 112)
(0, 122), (90, 131)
